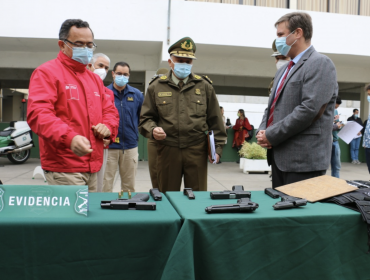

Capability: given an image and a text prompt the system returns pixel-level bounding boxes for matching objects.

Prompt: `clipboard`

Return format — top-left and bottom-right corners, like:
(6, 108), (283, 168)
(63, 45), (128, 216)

(207, 131), (217, 164)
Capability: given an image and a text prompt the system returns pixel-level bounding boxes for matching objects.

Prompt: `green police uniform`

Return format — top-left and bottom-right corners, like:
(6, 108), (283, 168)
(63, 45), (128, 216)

(147, 68), (169, 190)
(139, 37), (226, 192)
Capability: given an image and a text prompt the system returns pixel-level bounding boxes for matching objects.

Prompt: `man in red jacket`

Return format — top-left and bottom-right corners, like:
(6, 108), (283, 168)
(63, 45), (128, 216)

(27, 19), (118, 192)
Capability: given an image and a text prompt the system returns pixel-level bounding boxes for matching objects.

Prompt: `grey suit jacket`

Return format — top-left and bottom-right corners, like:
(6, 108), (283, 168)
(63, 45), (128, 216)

(258, 46), (338, 172)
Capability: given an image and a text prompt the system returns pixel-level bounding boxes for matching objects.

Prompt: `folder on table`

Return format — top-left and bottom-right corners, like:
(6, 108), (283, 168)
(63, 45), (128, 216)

(207, 131), (217, 164)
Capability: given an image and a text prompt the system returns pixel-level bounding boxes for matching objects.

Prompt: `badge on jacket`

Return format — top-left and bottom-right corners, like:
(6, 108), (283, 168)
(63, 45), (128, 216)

(195, 89), (201, 95)
(127, 97), (134, 101)
(115, 137), (120, 143)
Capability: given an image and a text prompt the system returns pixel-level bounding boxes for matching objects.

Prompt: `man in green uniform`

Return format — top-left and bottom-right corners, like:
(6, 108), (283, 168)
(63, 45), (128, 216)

(147, 68), (168, 189)
(139, 37), (226, 192)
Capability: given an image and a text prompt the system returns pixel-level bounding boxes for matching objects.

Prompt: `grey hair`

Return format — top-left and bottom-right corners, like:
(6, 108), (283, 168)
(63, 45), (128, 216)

(89, 53), (110, 65)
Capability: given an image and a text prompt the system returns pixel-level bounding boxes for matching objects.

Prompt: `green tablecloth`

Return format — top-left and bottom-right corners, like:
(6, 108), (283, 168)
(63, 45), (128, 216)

(0, 192), (181, 280)
(163, 191), (370, 280)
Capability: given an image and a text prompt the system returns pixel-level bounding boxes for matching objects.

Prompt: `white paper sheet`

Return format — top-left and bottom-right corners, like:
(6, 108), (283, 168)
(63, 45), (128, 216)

(208, 131), (217, 164)
(337, 121), (363, 144)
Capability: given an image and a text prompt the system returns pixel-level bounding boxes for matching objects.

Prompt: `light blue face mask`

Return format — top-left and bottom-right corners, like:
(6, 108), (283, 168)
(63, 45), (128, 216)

(171, 59), (193, 79)
(275, 30), (297, 56)
(115, 75), (129, 87)
(64, 42), (93, 65)
(354, 114), (358, 118)
(368, 96), (370, 103)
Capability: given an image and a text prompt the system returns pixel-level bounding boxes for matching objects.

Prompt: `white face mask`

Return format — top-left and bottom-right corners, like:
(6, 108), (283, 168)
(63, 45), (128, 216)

(276, 59), (289, 70)
(93, 68), (107, 80)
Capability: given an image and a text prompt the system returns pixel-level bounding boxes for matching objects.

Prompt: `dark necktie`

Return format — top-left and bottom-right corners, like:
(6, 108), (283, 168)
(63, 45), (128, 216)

(178, 80), (184, 90)
(267, 61), (295, 128)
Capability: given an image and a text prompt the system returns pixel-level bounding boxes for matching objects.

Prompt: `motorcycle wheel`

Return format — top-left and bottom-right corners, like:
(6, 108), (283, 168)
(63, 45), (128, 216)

(7, 149), (31, 164)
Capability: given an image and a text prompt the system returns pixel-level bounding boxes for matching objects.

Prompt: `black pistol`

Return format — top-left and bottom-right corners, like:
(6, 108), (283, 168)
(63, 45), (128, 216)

(150, 188), (162, 201)
(184, 188), (195, 199)
(205, 197), (259, 214)
(264, 188), (307, 210)
(210, 185), (251, 199)
(101, 193), (156, 210)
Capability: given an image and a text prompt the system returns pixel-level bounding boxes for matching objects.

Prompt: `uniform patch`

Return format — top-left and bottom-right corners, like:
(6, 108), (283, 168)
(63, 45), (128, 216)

(195, 89), (201, 95)
(65, 84), (79, 100)
(194, 75), (201, 80)
(160, 76), (167, 80)
(127, 97), (134, 101)
(115, 137), (120, 143)
(203, 75), (213, 84)
(158, 92), (172, 97)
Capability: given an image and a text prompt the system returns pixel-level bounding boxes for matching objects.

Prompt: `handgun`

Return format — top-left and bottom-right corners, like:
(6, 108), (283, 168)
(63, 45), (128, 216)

(273, 195), (307, 210)
(210, 185), (251, 199)
(150, 188), (162, 201)
(101, 193), (156, 210)
(205, 197), (259, 213)
(184, 188), (195, 199)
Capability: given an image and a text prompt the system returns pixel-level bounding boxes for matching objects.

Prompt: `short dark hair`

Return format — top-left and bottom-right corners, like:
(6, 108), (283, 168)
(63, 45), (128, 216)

(59, 19), (93, 40)
(366, 84), (370, 92)
(336, 96), (342, 105)
(275, 12), (313, 42)
(353, 109), (359, 113)
(220, 106), (223, 109)
(113, 62), (131, 73)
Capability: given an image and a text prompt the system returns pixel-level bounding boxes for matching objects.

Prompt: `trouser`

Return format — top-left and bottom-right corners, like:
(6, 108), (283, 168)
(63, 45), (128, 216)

(147, 139), (159, 189)
(350, 137), (361, 161)
(271, 150), (325, 189)
(44, 171), (97, 192)
(331, 141), (341, 178)
(96, 149), (109, 192)
(157, 141), (208, 193)
(103, 147), (138, 192)
(365, 148), (370, 174)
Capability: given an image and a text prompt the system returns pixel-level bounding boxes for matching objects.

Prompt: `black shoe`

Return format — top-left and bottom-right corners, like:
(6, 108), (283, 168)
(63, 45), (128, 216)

(236, 160), (240, 164)
(217, 161), (222, 164)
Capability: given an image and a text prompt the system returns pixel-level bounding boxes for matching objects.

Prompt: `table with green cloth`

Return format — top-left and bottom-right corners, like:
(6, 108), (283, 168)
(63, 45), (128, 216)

(162, 191), (370, 280)
(0, 192), (181, 280)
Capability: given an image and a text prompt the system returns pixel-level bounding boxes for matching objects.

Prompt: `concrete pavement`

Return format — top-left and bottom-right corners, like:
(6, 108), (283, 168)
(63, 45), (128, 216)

(1, 157), (369, 191)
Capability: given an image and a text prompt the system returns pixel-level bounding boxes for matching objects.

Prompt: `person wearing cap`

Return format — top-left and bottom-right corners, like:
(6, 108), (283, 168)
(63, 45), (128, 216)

(139, 37), (226, 193)
(268, 40), (291, 95)
(147, 68), (168, 189)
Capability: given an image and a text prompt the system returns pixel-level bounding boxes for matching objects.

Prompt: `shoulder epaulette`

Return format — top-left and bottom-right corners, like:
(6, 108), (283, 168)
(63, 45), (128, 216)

(202, 75), (213, 84)
(149, 75), (159, 85)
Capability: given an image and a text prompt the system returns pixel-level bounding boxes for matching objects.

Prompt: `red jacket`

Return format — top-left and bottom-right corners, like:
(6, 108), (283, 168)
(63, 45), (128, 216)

(103, 87), (117, 150)
(27, 51), (119, 173)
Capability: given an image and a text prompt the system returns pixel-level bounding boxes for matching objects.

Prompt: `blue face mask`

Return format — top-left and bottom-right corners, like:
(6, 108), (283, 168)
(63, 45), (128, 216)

(275, 30), (297, 56)
(368, 96), (370, 103)
(354, 114), (358, 118)
(64, 42), (93, 65)
(171, 59), (193, 79)
(115, 75), (129, 87)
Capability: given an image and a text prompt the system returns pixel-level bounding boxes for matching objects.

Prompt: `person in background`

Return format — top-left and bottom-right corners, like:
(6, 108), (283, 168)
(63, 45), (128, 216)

(362, 85), (370, 174)
(103, 61), (144, 193)
(268, 39), (291, 95)
(232, 109), (252, 158)
(218, 106), (229, 164)
(331, 96), (343, 178)
(87, 53), (118, 191)
(347, 108), (363, 164)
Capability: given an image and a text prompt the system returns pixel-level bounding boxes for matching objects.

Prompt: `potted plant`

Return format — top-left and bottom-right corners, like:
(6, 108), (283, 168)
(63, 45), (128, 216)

(239, 142), (271, 174)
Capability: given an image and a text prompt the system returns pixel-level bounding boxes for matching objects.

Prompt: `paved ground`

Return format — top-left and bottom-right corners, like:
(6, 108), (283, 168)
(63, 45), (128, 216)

(1, 157), (369, 191)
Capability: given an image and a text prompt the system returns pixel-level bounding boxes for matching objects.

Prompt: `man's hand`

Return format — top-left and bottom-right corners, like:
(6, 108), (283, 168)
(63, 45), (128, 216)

(71, 135), (93, 157)
(92, 124), (111, 139)
(256, 130), (272, 149)
(334, 115), (340, 121)
(358, 132), (361, 136)
(153, 127), (166, 140)
(103, 139), (111, 147)
(208, 153), (220, 164)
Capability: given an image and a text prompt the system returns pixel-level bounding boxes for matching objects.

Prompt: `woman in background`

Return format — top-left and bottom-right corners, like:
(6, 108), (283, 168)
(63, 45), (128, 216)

(232, 109), (252, 150)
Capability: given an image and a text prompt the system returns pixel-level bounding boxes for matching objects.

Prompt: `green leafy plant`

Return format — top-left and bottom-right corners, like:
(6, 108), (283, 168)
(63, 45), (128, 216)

(238, 142), (267, 160)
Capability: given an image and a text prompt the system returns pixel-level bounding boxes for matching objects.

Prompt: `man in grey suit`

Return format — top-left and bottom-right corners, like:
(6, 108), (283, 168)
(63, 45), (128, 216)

(257, 12), (338, 188)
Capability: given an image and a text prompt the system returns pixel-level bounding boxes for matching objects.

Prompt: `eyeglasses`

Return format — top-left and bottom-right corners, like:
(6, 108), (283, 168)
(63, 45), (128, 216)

(64, 39), (97, 51)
